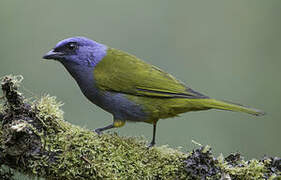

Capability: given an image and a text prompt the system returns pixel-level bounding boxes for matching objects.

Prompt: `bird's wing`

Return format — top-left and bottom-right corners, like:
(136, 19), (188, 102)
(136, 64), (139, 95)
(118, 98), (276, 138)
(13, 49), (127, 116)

(94, 48), (207, 98)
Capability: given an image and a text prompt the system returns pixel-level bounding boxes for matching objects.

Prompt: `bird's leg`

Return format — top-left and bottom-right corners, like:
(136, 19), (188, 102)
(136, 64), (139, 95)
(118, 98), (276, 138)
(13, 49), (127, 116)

(94, 119), (125, 135)
(148, 121), (157, 147)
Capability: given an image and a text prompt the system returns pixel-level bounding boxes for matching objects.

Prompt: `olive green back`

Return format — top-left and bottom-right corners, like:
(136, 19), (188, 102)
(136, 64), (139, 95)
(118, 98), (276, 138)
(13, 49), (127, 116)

(93, 48), (211, 122)
(94, 48), (204, 98)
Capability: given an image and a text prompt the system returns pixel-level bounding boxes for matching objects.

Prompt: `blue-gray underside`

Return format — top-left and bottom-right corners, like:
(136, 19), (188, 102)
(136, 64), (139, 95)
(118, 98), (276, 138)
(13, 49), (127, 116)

(61, 62), (148, 122)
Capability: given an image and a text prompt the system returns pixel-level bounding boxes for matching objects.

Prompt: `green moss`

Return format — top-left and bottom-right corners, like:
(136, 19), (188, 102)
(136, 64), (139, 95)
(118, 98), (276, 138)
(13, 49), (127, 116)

(0, 75), (280, 180)
(0, 96), (6, 114)
(0, 97), (3, 151)
(219, 158), (265, 179)
(0, 166), (15, 180)
(217, 154), (281, 180)
(0, 104), (3, 113)
(13, 94), (186, 179)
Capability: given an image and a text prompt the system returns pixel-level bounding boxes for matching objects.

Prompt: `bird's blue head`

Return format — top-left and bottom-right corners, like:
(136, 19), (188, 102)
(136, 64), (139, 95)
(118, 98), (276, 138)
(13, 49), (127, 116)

(43, 37), (107, 67)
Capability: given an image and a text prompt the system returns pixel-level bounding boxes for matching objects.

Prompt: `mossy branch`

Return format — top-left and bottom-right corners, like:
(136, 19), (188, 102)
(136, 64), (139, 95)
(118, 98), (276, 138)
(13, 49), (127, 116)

(0, 75), (280, 180)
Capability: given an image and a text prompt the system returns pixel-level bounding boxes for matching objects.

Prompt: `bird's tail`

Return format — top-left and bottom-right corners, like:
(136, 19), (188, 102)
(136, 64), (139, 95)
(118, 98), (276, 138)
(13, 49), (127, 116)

(202, 99), (265, 116)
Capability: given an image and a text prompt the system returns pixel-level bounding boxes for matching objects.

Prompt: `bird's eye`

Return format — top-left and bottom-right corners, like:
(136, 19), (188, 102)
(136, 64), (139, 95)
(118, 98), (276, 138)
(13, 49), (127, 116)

(66, 42), (77, 51)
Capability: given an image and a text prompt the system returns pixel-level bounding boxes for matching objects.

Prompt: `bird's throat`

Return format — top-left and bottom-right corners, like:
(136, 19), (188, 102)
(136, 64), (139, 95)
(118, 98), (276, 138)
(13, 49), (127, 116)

(61, 62), (99, 98)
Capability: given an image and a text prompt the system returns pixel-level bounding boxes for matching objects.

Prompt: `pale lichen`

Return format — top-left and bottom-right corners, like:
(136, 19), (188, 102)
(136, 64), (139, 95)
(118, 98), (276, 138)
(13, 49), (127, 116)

(32, 94), (64, 122)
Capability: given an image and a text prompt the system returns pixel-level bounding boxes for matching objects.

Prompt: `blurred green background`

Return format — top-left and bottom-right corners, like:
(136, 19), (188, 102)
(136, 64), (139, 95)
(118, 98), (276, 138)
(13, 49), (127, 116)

(1, 0), (280, 164)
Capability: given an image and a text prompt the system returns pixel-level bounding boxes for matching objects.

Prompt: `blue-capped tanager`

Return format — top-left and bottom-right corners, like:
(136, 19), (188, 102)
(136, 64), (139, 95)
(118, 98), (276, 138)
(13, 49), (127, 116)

(43, 37), (265, 146)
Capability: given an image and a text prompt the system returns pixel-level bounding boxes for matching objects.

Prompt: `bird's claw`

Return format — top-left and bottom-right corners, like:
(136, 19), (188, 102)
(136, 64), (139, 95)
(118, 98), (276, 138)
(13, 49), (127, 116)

(147, 142), (155, 148)
(93, 128), (102, 135)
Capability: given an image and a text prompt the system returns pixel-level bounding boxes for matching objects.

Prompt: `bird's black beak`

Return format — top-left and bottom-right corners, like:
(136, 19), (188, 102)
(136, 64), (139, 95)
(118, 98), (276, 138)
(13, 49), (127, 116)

(43, 49), (64, 60)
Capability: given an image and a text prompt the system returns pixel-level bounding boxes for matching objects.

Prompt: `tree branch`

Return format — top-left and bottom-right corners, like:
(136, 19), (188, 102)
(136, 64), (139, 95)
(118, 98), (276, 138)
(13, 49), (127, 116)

(0, 75), (280, 180)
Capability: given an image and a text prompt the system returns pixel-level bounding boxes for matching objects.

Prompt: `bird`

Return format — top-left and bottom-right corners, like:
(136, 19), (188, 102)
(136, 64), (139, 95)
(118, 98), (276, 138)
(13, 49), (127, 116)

(43, 36), (265, 147)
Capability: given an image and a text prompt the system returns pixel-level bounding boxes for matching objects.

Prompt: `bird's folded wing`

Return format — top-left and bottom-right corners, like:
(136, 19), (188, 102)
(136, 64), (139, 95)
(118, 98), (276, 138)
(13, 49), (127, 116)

(94, 48), (206, 99)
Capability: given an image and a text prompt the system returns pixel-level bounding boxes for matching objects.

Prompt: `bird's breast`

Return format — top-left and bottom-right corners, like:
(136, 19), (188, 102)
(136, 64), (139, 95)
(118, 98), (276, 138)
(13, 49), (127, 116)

(62, 62), (148, 121)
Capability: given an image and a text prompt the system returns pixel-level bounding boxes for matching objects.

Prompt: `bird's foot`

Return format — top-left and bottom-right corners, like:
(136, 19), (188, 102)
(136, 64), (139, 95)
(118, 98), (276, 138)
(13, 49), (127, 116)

(93, 124), (115, 135)
(93, 128), (103, 135)
(148, 142), (155, 148)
